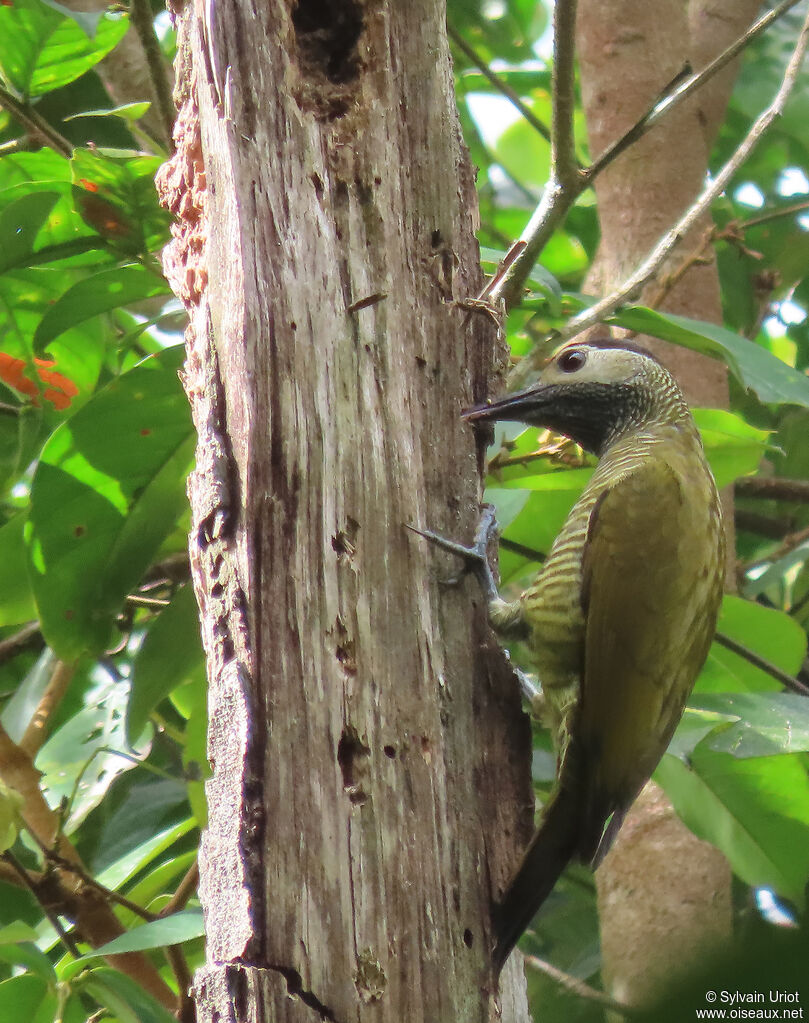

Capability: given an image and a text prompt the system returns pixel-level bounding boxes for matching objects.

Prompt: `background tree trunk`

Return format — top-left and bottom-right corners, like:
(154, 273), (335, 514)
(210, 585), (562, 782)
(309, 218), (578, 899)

(576, 0), (760, 1006)
(159, 1), (535, 1020)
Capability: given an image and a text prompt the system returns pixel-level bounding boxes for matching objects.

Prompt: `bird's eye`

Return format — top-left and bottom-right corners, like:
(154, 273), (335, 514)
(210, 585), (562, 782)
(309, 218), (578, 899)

(558, 349), (587, 373)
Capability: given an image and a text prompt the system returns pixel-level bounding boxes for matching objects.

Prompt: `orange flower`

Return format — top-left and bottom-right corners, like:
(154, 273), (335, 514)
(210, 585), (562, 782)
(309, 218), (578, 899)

(0, 353), (79, 409)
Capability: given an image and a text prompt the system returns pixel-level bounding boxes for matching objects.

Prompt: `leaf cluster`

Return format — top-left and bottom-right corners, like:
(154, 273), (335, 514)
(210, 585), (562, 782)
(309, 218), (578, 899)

(0, 3), (201, 1021)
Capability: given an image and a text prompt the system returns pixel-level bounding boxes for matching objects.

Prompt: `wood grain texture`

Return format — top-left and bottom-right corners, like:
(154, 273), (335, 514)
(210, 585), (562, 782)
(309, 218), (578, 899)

(158, 1), (535, 1019)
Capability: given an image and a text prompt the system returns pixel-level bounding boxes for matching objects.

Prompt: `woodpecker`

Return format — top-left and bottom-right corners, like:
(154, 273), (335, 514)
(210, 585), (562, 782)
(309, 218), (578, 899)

(411, 339), (725, 972)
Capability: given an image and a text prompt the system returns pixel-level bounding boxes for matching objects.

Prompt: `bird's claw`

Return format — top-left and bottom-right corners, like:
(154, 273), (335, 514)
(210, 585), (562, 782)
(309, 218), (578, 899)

(406, 506), (500, 602)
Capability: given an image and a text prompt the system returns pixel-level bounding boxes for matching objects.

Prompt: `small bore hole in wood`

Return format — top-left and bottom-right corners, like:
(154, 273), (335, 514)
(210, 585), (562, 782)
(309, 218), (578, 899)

(463, 929), (474, 949)
(337, 725), (370, 805)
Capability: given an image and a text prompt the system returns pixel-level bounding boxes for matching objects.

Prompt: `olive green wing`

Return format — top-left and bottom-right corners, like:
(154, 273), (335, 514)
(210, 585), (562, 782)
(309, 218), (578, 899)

(578, 458), (708, 835)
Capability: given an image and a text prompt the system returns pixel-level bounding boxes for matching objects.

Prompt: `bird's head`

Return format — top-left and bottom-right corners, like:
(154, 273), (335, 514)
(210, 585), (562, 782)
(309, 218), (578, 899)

(463, 339), (687, 455)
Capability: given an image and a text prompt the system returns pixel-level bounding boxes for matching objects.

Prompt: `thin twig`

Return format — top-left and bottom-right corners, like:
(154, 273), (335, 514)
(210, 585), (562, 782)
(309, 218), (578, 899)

(3, 851), (82, 959)
(742, 524), (809, 574)
(447, 24), (551, 144)
(19, 659), (76, 757)
(126, 593), (171, 609)
(0, 621), (42, 666)
(166, 945), (194, 1023)
(128, 0), (176, 151)
(523, 953), (639, 1017)
(0, 85), (72, 157)
(644, 224), (716, 312)
(26, 825), (160, 923)
(740, 198), (809, 229)
(713, 632), (809, 696)
(160, 859), (199, 917)
(509, 7), (809, 386)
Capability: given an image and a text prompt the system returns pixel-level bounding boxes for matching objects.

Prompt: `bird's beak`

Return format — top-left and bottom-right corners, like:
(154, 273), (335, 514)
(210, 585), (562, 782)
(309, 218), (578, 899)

(461, 383), (548, 424)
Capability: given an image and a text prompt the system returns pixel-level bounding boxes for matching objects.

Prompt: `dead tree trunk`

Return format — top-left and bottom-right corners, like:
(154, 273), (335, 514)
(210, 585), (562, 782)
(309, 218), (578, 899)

(159, 1), (534, 1020)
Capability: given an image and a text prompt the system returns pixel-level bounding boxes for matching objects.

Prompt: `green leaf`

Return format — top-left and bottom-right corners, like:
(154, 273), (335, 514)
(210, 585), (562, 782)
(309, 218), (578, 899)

(0, 975), (52, 1023)
(36, 0), (104, 36)
(35, 676), (150, 828)
(81, 968), (177, 1023)
(493, 99), (551, 187)
(79, 910), (205, 958)
(127, 584), (204, 743)
(1, 651), (57, 743)
(26, 346), (193, 658)
(0, 779), (24, 853)
(0, 513), (38, 627)
(692, 692), (809, 758)
(0, 0), (128, 98)
(173, 672), (209, 828)
(607, 306), (809, 407)
(698, 595), (807, 693)
(34, 265), (171, 352)
(36, 816), (196, 954)
(0, 942), (55, 985)
(0, 154), (111, 268)
(692, 408), (770, 488)
(0, 192), (59, 275)
(95, 817), (196, 892)
(64, 101), (152, 123)
(71, 149), (171, 257)
(0, 270), (105, 403)
(0, 922), (39, 946)
(657, 750), (809, 906)
(114, 849), (197, 929)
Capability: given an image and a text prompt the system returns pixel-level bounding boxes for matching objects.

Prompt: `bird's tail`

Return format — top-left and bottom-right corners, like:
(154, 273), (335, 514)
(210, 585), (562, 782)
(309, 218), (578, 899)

(492, 749), (614, 974)
(492, 782), (582, 973)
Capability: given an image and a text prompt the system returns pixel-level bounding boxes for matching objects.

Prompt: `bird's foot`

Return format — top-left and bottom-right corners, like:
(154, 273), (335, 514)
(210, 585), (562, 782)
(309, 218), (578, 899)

(407, 505), (500, 603)
(513, 667), (539, 704)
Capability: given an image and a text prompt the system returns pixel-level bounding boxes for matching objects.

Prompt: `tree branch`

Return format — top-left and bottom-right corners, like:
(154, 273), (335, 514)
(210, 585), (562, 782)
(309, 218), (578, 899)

(160, 859), (199, 917)
(128, 0), (176, 151)
(740, 197), (809, 229)
(481, 0), (581, 310)
(3, 851), (82, 959)
(734, 509), (795, 540)
(736, 477), (809, 503)
(509, 5), (809, 386)
(583, 0), (804, 183)
(550, 0), (579, 190)
(713, 632), (809, 696)
(19, 659), (75, 757)
(482, 0), (802, 325)
(0, 622), (42, 666)
(0, 85), (72, 157)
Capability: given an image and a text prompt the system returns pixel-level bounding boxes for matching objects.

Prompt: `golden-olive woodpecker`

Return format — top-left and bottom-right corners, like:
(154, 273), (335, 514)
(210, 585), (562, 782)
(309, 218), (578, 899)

(414, 339), (725, 973)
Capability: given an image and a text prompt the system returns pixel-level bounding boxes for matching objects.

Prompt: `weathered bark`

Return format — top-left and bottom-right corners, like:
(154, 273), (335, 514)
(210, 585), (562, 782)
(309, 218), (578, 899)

(576, 0), (760, 1005)
(158, 1), (534, 1021)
